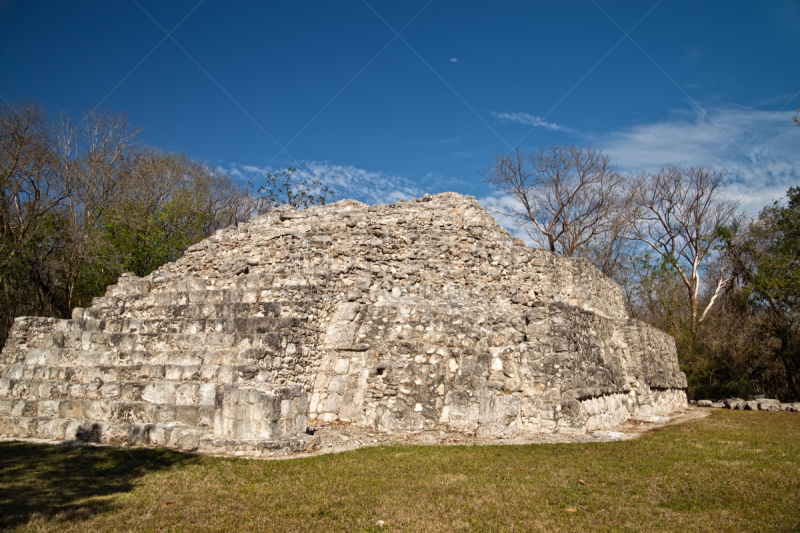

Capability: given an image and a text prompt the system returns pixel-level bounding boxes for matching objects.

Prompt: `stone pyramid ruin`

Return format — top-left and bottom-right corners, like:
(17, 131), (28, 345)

(0, 192), (687, 456)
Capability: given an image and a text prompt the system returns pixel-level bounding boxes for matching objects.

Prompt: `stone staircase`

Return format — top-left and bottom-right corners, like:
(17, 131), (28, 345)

(0, 270), (318, 457)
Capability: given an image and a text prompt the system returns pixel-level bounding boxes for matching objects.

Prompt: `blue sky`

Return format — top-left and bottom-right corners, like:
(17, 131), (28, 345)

(1, 0), (798, 216)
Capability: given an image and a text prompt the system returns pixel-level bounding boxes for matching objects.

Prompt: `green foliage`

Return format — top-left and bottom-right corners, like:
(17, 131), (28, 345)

(728, 187), (800, 398)
(745, 187), (800, 307)
(94, 152), (247, 278)
(0, 100), (253, 346)
(256, 167), (334, 209)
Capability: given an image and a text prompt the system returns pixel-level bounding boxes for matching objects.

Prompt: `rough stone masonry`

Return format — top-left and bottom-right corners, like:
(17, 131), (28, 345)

(0, 192), (687, 456)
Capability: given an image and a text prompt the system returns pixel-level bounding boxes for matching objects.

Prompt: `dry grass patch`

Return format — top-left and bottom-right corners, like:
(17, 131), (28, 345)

(1, 410), (799, 532)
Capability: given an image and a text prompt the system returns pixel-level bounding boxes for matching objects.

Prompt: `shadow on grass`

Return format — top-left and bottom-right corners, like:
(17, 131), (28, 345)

(0, 440), (195, 530)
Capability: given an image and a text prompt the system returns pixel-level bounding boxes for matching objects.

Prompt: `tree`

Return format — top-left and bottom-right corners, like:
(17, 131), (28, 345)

(0, 101), (72, 336)
(482, 145), (634, 269)
(0, 101), (68, 273)
(632, 165), (740, 331)
(0, 99), (257, 346)
(95, 148), (253, 277)
(724, 187), (800, 399)
(257, 167), (334, 210)
(54, 107), (138, 312)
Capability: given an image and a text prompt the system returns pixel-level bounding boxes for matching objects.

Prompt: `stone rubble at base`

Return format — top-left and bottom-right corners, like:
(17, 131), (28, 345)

(0, 192), (688, 457)
(695, 398), (800, 412)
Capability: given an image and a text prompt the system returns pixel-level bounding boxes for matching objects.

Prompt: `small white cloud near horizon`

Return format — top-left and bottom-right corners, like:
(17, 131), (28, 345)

(450, 57), (457, 63)
(489, 111), (572, 132)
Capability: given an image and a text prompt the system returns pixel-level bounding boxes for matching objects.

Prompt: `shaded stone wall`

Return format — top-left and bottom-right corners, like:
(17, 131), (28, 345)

(0, 192), (686, 455)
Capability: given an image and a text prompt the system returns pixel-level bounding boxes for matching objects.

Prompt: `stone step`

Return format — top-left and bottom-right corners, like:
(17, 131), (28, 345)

(0, 415), (212, 451)
(9, 317), (298, 352)
(2, 363), (280, 385)
(3, 343), (298, 368)
(5, 347), (268, 368)
(105, 270), (302, 298)
(96, 265), (499, 315)
(87, 299), (283, 319)
(0, 415), (315, 456)
(1, 378), (219, 406)
(16, 328), (293, 355)
(4, 358), (294, 383)
(1, 385), (305, 432)
(0, 398), (215, 426)
(2, 376), (304, 408)
(97, 278), (334, 310)
(71, 315), (291, 335)
(107, 271), (273, 297)
(91, 290), (270, 311)
(216, 384), (308, 442)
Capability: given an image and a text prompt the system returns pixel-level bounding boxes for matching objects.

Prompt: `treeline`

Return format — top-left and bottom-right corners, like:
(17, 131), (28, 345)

(0, 100), (267, 345)
(485, 146), (798, 401)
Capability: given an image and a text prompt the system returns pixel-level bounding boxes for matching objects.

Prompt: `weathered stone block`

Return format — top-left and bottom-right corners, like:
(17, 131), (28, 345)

(38, 400), (60, 417)
(59, 400), (82, 419)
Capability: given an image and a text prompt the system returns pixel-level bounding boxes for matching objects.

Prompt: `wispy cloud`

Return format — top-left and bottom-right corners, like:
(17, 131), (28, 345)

(489, 111), (573, 132)
(477, 105), (800, 242)
(422, 171), (469, 188)
(231, 161), (427, 205)
(597, 106), (800, 214)
(477, 193), (538, 246)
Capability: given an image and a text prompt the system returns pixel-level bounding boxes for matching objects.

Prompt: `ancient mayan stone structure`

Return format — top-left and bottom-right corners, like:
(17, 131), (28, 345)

(0, 192), (687, 456)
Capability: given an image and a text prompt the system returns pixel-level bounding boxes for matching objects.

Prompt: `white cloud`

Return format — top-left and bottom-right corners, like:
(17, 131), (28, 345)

(489, 111), (572, 132)
(242, 165), (267, 176)
(231, 161), (427, 206)
(422, 171), (470, 189)
(477, 193), (540, 247)
(450, 58), (457, 63)
(476, 106), (800, 244)
(597, 107), (800, 215)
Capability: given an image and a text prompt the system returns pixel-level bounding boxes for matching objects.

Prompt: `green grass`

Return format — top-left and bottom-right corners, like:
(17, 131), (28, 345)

(1, 411), (799, 532)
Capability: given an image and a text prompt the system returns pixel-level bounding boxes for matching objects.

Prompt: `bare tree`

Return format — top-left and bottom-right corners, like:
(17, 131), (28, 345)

(482, 145), (633, 266)
(1, 100), (259, 344)
(257, 167), (334, 210)
(55, 109), (138, 311)
(0, 101), (69, 271)
(632, 165), (741, 331)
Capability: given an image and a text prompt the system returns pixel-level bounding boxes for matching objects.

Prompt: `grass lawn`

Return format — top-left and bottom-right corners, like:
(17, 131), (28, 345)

(1, 410), (798, 532)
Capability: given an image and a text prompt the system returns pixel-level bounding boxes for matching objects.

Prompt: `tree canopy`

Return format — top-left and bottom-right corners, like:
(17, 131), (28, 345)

(0, 100), (255, 344)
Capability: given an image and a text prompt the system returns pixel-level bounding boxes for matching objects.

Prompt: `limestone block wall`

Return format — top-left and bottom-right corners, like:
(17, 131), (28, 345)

(0, 275), (317, 453)
(215, 385), (307, 441)
(309, 297), (686, 438)
(0, 192), (687, 454)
